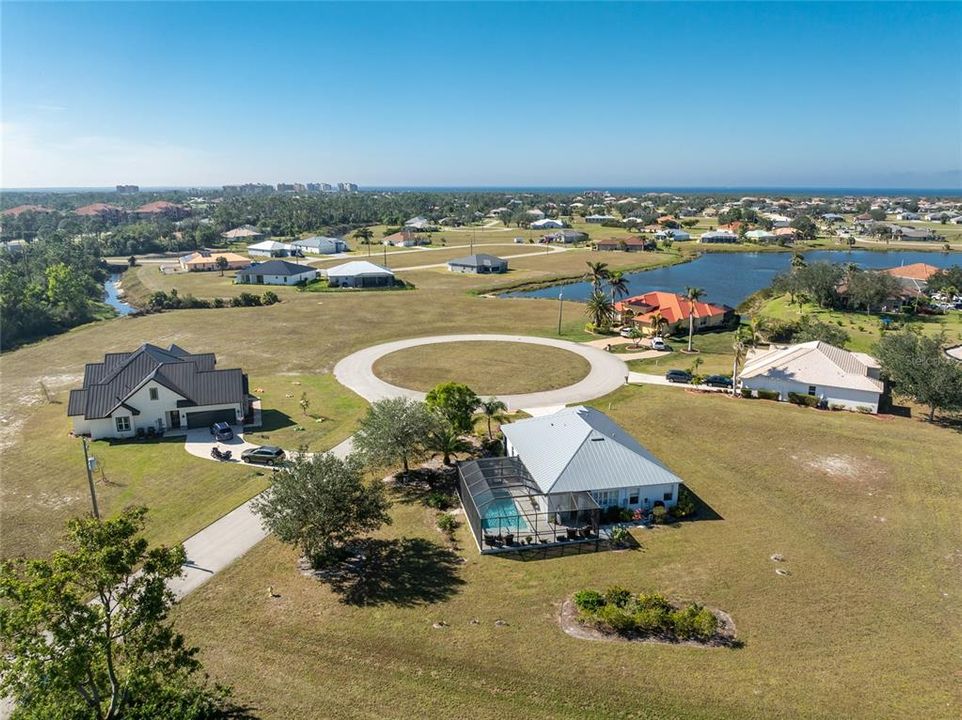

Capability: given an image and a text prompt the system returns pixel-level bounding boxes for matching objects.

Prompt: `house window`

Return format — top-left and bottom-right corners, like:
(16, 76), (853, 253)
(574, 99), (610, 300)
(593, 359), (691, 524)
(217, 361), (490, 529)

(115, 416), (131, 432)
(663, 490), (673, 502)
(148, 387), (159, 400)
(592, 491), (617, 507)
(807, 385), (817, 396)
(628, 491), (639, 505)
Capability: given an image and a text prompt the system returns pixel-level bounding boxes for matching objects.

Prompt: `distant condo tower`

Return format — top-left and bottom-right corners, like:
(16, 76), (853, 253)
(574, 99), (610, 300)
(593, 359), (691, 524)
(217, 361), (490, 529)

(116, 184), (139, 193)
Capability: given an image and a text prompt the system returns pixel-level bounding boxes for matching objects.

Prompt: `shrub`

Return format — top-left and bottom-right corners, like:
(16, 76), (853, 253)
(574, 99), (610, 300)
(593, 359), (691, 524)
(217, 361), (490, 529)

(573, 589), (605, 613)
(232, 292), (262, 307)
(635, 592), (672, 613)
(740, 387), (753, 399)
(609, 525), (630, 545)
(595, 604), (636, 634)
(425, 491), (453, 510)
(603, 586), (633, 608)
(856, 405), (874, 414)
(671, 486), (697, 518)
(651, 505), (667, 524)
(633, 605), (671, 633)
(691, 606), (719, 640)
(756, 388), (780, 401)
(262, 290), (279, 305)
(787, 392), (819, 407)
(436, 512), (458, 535)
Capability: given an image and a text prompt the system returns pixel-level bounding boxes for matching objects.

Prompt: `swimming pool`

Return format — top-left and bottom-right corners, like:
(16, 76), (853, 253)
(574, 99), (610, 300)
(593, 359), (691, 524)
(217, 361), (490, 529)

(481, 496), (528, 533)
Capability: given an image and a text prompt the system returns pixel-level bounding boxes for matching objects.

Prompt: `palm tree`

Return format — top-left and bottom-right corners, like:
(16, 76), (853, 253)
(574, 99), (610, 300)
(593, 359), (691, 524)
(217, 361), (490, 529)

(730, 324), (755, 396)
(608, 270), (630, 304)
(479, 398), (507, 439)
(683, 286), (705, 352)
(353, 227), (374, 256)
(585, 290), (615, 330)
(648, 310), (668, 338)
(427, 421), (470, 466)
(584, 261), (610, 292)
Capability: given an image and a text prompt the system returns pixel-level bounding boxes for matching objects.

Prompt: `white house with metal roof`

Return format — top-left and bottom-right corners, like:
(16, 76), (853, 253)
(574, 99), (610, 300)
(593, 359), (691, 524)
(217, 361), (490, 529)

(291, 236), (347, 255)
(739, 341), (884, 412)
(247, 240), (297, 257)
(500, 406), (682, 514)
(324, 260), (395, 288)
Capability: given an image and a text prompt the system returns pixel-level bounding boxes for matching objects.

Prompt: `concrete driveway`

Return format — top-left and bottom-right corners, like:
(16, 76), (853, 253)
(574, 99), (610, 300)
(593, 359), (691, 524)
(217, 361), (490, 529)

(333, 333), (629, 412)
(184, 426), (260, 463)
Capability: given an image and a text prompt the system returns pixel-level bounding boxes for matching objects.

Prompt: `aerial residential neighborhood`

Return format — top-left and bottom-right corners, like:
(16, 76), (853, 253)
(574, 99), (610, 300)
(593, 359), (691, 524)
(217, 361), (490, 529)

(1, 2), (961, 720)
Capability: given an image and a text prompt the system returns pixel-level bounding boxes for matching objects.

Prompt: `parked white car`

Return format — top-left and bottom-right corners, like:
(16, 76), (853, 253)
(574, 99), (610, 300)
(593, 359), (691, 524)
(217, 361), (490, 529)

(650, 337), (669, 351)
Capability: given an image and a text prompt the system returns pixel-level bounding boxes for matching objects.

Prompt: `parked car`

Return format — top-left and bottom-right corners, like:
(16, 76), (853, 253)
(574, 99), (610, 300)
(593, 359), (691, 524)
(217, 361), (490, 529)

(241, 446), (286, 466)
(665, 369), (692, 384)
(704, 374), (734, 389)
(619, 326), (636, 338)
(210, 422), (234, 441)
(514, 237), (525, 244)
(650, 337), (670, 351)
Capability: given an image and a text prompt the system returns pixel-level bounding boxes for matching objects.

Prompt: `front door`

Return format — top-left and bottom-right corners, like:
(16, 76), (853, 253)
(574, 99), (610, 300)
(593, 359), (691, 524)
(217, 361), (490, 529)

(168, 411), (182, 429)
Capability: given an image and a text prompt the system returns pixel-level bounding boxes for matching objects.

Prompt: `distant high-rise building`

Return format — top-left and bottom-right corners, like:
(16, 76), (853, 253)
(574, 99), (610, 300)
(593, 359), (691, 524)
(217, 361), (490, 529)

(293, 183), (307, 193)
(338, 182), (358, 192)
(116, 184), (139, 193)
(321, 183), (333, 192)
(223, 183), (274, 195)
(276, 183), (296, 192)
(306, 183), (321, 192)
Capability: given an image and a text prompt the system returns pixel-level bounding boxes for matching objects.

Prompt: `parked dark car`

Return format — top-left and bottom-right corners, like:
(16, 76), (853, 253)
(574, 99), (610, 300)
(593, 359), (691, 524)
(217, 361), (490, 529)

(665, 369), (692, 384)
(704, 375), (734, 389)
(241, 446), (286, 466)
(210, 422), (234, 441)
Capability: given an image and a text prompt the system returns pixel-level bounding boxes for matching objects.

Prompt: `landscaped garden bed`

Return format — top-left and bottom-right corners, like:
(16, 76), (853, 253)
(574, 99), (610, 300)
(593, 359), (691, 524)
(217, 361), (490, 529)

(560, 586), (738, 647)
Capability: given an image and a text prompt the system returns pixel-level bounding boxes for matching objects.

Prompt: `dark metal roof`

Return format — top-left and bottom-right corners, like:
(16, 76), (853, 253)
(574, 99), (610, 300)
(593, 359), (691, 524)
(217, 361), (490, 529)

(68, 343), (246, 419)
(447, 253), (507, 268)
(236, 260), (315, 277)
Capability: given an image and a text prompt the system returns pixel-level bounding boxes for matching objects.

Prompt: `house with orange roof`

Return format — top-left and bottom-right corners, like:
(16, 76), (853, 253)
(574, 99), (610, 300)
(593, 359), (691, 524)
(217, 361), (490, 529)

(1, 204), (54, 217)
(881, 262), (941, 293)
(136, 200), (189, 220)
(74, 203), (125, 220)
(179, 251), (252, 272)
(615, 291), (735, 336)
(594, 236), (656, 252)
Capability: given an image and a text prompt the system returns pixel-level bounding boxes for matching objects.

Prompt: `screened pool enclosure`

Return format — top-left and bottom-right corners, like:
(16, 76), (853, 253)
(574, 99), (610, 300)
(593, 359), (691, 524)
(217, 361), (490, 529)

(457, 457), (601, 552)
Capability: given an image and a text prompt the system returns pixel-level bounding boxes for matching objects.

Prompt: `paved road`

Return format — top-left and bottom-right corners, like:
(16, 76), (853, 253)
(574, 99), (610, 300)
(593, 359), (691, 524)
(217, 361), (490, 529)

(333, 333), (629, 412)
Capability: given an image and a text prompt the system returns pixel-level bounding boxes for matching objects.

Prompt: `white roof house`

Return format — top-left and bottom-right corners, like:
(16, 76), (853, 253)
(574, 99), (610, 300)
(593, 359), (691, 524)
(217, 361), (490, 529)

(745, 229), (777, 241)
(501, 406), (682, 500)
(655, 229), (691, 241)
(292, 236), (346, 254)
(740, 341), (883, 413)
(247, 240), (296, 257)
(530, 218), (565, 229)
(325, 260), (395, 289)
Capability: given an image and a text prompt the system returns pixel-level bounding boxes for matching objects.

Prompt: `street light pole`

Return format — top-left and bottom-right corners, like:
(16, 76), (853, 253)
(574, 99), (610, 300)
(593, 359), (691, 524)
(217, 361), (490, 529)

(81, 436), (101, 520)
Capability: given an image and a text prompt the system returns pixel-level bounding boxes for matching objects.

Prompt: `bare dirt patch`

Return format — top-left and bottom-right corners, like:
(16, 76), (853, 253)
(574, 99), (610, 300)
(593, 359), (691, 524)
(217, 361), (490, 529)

(790, 451), (888, 483)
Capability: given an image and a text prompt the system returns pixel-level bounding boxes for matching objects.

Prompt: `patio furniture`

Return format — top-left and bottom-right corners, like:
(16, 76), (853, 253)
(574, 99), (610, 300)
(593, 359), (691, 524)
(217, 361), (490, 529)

(503, 533), (514, 546)
(566, 527), (578, 540)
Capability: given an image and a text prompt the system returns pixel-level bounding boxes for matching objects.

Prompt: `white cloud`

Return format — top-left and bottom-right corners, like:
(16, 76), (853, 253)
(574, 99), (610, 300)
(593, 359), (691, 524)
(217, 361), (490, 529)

(1, 122), (218, 187)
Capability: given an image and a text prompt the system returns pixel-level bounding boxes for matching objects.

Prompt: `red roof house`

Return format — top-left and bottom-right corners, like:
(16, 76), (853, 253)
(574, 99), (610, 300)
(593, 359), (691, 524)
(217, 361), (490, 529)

(615, 291), (734, 335)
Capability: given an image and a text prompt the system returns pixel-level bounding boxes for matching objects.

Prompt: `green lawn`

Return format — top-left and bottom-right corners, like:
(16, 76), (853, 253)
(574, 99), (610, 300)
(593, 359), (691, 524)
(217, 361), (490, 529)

(371, 341), (591, 394)
(174, 384), (962, 720)
(628, 329), (738, 376)
(758, 294), (962, 354)
(121, 263), (306, 305)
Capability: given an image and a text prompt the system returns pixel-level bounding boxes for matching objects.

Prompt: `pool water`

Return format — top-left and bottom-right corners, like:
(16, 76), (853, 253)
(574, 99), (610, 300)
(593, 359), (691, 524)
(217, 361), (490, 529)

(481, 496), (529, 533)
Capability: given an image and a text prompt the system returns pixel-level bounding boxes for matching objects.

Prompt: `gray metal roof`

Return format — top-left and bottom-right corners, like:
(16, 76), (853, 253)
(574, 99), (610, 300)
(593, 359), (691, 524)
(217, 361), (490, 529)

(68, 344), (246, 419)
(447, 253), (507, 268)
(501, 406), (682, 494)
(292, 236), (343, 250)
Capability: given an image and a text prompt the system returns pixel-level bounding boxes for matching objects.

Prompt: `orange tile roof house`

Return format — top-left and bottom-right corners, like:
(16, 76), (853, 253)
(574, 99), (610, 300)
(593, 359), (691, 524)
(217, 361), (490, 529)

(74, 203), (125, 219)
(179, 251), (252, 272)
(1, 204), (54, 217)
(136, 200), (189, 219)
(593, 236), (656, 252)
(882, 263), (941, 282)
(615, 291), (735, 335)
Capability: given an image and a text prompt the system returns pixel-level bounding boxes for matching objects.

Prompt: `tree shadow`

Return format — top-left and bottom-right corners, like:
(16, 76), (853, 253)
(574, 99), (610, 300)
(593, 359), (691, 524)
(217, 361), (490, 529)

(391, 466), (458, 507)
(257, 409), (296, 433)
(312, 537), (465, 607)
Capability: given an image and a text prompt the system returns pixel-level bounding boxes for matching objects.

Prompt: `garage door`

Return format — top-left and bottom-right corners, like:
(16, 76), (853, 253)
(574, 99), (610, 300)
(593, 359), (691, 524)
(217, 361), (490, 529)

(185, 409), (236, 429)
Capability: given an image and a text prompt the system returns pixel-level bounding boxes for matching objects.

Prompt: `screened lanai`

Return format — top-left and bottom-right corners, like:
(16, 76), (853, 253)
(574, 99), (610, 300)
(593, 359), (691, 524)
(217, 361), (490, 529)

(457, 456), (601, 552)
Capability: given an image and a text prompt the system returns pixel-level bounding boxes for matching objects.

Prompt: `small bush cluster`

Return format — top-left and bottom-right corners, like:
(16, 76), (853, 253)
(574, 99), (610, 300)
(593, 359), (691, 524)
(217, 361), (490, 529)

(787, 392), (819, 408)
(754, 388), (780, 401)
(573, 586), (719, 642)
(425, 490), (454, 510)
(146, 289), (279, 311)
(436, 512), (458, 536)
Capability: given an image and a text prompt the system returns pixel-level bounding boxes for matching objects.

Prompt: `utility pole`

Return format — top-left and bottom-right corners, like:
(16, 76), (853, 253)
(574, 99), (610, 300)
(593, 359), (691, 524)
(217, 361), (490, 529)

(383, 243), (388, 268)
(557, 287), (564, 335)
(81, 437), (101, 520)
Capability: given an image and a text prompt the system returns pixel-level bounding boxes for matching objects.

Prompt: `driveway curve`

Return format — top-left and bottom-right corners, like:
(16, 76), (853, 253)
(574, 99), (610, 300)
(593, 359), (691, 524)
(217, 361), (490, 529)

(334, 334), (628, 411)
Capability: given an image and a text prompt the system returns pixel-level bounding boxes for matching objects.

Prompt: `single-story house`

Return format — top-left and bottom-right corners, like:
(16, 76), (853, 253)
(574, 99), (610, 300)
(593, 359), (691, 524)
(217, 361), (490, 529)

(236, 259), (318, 285)
(881, 262), (941, 292)
(594, 236), (656, 252)
(180, 251), (251, 272)
(382, 229), (428, 247)
(68, 343), (250, 439)
(222, 226), (263, 241)
(447, 253), (508, 274)
(893, 226), (938, 241)
(525, 209), (546, 220)
(404, 216), (433, 230)
(325, 260), (395, 288)
(530, 218), (565, 229)
(616, 291), (735, 335)
(739, 341), (883, 413)
(654, 229), (691, 241)
(247, 240), (298, 257)
(699, 230), (739, 244)
(456, 407), (683, 551)
(544, 229), (588, 244)
(745, 229), (777, 242)
(774, 227), (799, 241)
(585, 214), (617, 224)
(292, 236), (347, 255)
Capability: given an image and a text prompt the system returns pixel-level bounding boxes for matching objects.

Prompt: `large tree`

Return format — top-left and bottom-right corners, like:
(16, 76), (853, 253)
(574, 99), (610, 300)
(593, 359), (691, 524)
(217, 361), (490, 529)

(845, 270), (903, 314)
(875, 331), (962, 421)
(253, 452), (391, 565)
(585, 289), (615, 330)
(425, 382), (481, 436)
(352, 397), (434, 474)
(0, 507), (229, 720)
(684, 286), (705, 352)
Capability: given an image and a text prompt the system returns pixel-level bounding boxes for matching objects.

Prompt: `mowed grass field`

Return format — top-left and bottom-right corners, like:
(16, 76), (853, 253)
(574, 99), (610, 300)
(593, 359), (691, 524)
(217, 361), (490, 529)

(371, 341), (591, 394)
(174, 384), (962, 720)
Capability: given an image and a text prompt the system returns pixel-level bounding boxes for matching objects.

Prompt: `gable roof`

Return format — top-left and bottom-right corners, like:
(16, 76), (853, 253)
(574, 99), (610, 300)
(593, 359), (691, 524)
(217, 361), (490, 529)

(237, 260), (315, 276)
(615, 291), (731, 326)
(68, 344), (246, 420)
(247, 240), (294, 251)
(501, 406), (682, 494)
(740, 341), (883, 393)
(326, 260), (394, 277)
(292, 236), (343, 249)
(222, 226), (263, 239)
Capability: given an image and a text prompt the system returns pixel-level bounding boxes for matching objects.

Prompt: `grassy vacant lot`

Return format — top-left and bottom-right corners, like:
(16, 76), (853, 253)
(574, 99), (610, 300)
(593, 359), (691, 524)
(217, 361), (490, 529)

(758, 294), (962, 353)
(628, 329), (738, 376)
(371, 341), (591, 394)
(175, 384), (962, 720)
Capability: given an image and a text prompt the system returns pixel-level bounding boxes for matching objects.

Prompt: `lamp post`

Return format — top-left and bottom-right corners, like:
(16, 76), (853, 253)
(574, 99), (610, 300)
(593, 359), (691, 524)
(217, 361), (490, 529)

(81, 437), (101, 520)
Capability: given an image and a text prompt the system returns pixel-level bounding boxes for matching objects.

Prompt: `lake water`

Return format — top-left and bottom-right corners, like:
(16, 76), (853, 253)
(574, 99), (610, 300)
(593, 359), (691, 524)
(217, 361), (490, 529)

(103, 273), (136, 315)
(502, 250), (961, 308)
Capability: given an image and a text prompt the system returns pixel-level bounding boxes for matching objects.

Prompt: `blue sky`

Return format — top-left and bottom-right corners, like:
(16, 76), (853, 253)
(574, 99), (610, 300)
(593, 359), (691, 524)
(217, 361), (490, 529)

(2, 2), (960, 189)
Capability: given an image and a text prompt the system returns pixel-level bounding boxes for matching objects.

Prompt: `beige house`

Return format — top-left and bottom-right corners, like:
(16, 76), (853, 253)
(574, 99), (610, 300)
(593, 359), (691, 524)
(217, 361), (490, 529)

(179, 251), (251, 272)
